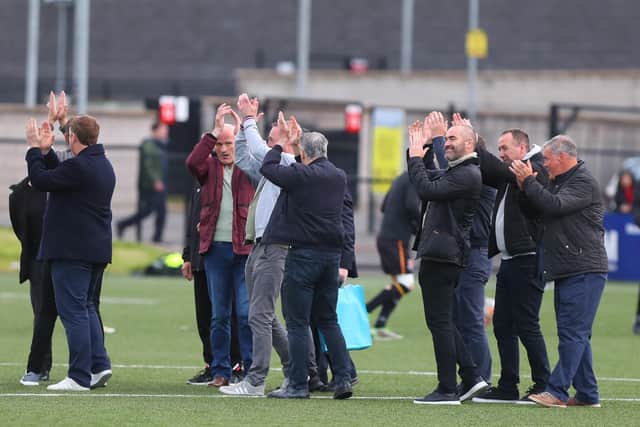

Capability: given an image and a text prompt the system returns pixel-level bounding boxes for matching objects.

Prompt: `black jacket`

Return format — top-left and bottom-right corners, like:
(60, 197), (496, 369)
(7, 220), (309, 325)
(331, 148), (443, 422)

(476, 146), (549, 258)
(182, 181), (204, 271)
(378, 172), (421, 243)
(26, 145), (116, 263)
(521, 160), (608, 280)
(407, 155), (482, 266)
(9, 178), (47, 283)
(260, 145), (345, 252)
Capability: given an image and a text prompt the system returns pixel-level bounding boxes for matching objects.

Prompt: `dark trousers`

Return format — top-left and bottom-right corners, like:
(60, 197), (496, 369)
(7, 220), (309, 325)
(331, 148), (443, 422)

(119, 190), (166, 242)
(282, 248), (350, 391)
(493, 255), (550, 392)
(419, 260), (478, 394)
(311, 325), (358, 384)
(453, 246), (492, 382)
(50, 261), (111, 388)
(193, 269), (242, 367)
(26, 259), (58, 374)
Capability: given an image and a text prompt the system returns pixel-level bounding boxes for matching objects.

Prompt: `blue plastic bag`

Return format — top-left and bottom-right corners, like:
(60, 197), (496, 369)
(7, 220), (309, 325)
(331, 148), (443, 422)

(320, 284), (372, 351)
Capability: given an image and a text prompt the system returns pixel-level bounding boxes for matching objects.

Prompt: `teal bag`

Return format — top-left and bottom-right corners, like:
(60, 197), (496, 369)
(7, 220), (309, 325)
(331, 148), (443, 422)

(321, 284), (372, 351)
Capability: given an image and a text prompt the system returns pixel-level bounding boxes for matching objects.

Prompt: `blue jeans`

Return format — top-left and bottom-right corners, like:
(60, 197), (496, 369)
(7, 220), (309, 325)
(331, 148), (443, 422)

(453, 246), (492, 383)
(282, 248), (351, 391)
(547, 273), (606, 403)
(50, 260), (111, 387)
(203, 242), (252, 379)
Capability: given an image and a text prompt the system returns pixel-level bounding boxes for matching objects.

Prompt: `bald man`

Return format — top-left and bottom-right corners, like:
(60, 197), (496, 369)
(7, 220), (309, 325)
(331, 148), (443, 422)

(186, 104), (257, 387)
(407, 124), (488, 405)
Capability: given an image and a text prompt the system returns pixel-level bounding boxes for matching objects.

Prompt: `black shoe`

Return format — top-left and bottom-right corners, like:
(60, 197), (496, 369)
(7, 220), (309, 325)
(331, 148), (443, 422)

(518, 384), (546, 405)
(187, 367), (214, 385)
(308, 374), (327, 392)
(414, 389), (461, 405)
(459, 377), (489, 402)
(472, 385), (519, 403)
(267, 386), (310, 399)
(325, 376), (359, 392)
(333, 382), (353, 400)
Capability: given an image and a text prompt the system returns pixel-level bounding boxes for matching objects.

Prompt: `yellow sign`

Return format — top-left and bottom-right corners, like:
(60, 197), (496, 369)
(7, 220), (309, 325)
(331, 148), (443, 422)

(466, 28), (488, 59)
(371, 126), (403, 194)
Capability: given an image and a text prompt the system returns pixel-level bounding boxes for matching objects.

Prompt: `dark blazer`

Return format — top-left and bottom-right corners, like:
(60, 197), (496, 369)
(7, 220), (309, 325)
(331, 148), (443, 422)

(9, 177), (47, 283)
(407, 155), (482, 266)
(260, 145), (346, 251)
(476, 145), (548, 258)
(521, 161), (608, 280)
(26, 145), (116, 263)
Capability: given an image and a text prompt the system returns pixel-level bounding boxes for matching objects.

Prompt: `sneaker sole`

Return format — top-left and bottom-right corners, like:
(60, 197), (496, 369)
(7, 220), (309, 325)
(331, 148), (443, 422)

(472, 397), (519, 404)
(516, 399), (537, 405)
(20, 380), (40, 386)
(414, 399), (461, 405)
(187, 381), (212, 385)
(459, 382), (489, 402)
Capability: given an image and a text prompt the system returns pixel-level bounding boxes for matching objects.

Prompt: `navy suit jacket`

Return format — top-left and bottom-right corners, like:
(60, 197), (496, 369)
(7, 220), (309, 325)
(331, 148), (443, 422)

(26, 144), (116, 263)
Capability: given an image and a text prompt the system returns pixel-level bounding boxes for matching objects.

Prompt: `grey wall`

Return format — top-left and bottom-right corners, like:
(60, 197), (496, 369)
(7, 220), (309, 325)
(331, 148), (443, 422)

(2, 0), (640, 102)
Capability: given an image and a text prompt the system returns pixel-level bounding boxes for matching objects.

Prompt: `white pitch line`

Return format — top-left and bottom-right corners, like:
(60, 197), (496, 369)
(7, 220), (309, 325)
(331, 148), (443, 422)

(2, 362), (640, 382)
(0, 393), (639, 403)
(0, 292), (158, 305)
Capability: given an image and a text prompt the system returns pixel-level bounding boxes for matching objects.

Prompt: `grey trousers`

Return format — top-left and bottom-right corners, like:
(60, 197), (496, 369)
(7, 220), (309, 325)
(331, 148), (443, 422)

(244, 242), (290, 386)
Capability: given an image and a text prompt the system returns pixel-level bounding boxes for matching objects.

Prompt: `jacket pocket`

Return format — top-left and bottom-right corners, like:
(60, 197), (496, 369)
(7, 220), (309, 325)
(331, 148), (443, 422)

(423, 229), (461, 261)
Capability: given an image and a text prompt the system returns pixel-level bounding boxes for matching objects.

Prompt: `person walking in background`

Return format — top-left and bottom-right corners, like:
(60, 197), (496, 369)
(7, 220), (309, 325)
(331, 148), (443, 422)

(186, 104), (256, 388)
(25, 115), (114, 391)
(511, 135), (608, 408)
(366, 171), (420, 340)
(117, 121), (169, 243)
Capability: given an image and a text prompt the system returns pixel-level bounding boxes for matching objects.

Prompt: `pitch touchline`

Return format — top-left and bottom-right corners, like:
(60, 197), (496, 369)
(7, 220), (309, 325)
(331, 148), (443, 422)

(1, 393), (639, 403)
(1, 362), (639, 382)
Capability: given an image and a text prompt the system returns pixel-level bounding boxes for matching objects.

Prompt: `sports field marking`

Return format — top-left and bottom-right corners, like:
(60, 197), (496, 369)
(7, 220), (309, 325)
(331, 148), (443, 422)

(0, 393), (639, 403)
(2, 362), (640, 382)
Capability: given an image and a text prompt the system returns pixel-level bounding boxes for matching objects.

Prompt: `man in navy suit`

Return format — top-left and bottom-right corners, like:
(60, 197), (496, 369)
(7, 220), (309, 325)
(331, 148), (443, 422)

(25, 115), (115, 391)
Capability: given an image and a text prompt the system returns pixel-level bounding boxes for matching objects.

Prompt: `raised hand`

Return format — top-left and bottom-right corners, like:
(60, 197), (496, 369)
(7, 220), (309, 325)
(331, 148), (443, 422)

(229, 108), (242, 135)
(47, 91), (57, 125)
(427, 111), (448, 138)
(408, 120), (429, 158)
(237, 93), (259, 118)
(56, 91), (69, 126)
(26, 118), (40, 148)
(39, 120), (54, 153)
(275, 111), (289, 147)
(212, 103), (233, 138)
(509, 159), (537, 189)
(452, 112), (472, 128)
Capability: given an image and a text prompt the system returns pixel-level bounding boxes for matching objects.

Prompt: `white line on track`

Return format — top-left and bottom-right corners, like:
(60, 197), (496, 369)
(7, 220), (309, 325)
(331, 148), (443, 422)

(0, 393), (639, 403)
(1, 362), (640, 382)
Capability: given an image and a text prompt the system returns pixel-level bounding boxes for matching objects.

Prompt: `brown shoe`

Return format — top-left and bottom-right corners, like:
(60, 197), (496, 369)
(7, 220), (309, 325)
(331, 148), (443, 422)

(529, 392), (567, 408)
(208, 376), (229, 388)
(567, 397), (601, 408)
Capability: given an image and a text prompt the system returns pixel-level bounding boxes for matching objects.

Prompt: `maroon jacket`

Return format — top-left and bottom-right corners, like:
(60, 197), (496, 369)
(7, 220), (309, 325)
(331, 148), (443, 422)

(186, 133), (255, 255)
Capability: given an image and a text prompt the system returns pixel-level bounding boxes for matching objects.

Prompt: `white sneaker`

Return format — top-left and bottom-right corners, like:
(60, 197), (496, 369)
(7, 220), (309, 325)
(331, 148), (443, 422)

(219, 380), (265, 396)
(47, 377), (89, 391)
(90, 369), (112, 389)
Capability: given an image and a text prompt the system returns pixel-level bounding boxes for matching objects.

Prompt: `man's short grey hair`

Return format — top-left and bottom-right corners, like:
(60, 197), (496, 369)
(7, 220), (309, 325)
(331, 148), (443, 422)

(300, 132), (328, 159)
(543, 134), (578, 158)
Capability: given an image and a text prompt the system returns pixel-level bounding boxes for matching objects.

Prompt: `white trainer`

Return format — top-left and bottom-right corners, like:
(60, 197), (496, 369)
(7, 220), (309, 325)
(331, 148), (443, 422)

(47, 377), (89, 391)
(90, 369), (112, 389)
(219, 380), (265, 396)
